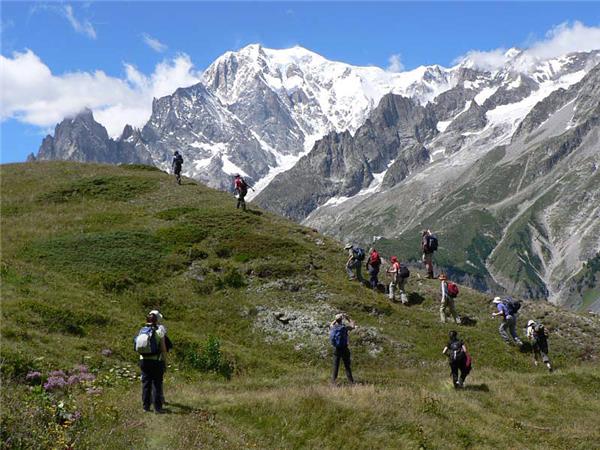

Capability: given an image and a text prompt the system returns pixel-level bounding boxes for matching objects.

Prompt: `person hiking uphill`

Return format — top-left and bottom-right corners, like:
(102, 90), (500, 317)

(442, 330), (471, 389)
(366, 248), (381, 290)
(149, 310), (173, 404)
(172, 151), (183, 185)
(387, 256), (408, 304)
(492, 296), (523, 346)
(234, 174), (254, 211)
(421, 229), (438, 279)
(329, 313), (355, 385)
(439, 274), (460, 324)
(526, 320), (553, 372)
(134, 312), (168, 413)
(344, 243), (365, 282)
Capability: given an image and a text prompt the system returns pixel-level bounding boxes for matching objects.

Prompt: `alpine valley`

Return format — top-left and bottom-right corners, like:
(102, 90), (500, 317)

(30, 44), (600, 311)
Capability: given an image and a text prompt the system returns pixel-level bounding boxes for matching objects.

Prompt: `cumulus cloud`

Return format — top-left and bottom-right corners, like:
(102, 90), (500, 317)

(386, 53), (404, 72)
(456, 21), (600, 70)
(142, 33), (167, 53)
(0, 50), (202, 137)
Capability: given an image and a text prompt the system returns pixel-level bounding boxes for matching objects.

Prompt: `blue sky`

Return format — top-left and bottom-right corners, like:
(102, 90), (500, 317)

(2, 1), (600, 163)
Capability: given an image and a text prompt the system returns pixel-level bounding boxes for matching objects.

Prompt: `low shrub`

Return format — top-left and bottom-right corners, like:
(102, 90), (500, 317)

(177, 336), (234, 379)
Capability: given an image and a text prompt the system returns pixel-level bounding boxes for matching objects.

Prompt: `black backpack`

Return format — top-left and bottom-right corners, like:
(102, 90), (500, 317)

(175, 154), (183, 165)
(533, 323), (545, 337)
(399, 265), (410, 279)
(503, 297), (521, 315)
(426, 234), (438, 252)
(448, 340), (465, 362)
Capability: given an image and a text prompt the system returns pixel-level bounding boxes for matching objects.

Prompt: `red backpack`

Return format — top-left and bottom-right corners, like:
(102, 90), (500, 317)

(447, 282), (459, 298)
(370, 251), (381, 266)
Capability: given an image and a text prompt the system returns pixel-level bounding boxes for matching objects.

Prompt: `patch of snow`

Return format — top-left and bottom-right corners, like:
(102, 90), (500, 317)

(474, 86), (499, 104)
(437, 120), (452, 132)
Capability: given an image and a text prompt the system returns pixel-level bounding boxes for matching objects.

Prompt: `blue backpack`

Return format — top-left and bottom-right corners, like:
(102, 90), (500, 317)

(134, 326), (160, 356)
(353, 247), (365, 261)
(329, 325), (349, 349)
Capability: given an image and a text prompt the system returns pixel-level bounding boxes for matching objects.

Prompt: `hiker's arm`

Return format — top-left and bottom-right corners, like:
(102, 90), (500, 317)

(346, 317), (356, 330)
(160, 337), (167, 363)
(442, 346), (448, 355)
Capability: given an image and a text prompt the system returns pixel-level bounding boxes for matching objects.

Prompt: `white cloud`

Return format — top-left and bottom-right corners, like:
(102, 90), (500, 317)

(142, 33), (167, 53)
(386, 53), (404, 72)
(0, 50), (202, 137)
(62, 4), (97, 39)
(456, 21), (600, 71)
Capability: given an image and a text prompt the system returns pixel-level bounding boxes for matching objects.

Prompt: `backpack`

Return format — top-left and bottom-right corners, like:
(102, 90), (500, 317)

(426, 234), (439, 252)
(502, 297), (521, 315)
(329, 325), (349, 349)
(399, 265), (410, 279)
(447, 282), (459, 298)
(370, 251), (381, 267)
(448, 340), (465, 362)
(353, 247), (365, 261)
(133, 326), (160, 356)
(533, 323), (545, 337)
(176, 154), (184, 165)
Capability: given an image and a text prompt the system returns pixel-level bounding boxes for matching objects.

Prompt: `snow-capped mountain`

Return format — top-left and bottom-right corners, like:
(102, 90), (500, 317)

(33, 44), (465, 191)
(255, 49), (600, 310)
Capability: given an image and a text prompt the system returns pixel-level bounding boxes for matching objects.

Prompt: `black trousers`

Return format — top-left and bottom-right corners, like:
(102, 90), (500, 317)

(140, 359), (164, 411)
(332, 347), (354, 383)
(450, 359), (470, 385)
(236, 191), (247, 210)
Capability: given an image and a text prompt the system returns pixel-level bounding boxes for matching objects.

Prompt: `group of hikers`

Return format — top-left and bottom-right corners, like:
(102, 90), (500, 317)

(336, 230), (553, 388)
(171, 151), (254, 210)
(135, 152), (551, 413)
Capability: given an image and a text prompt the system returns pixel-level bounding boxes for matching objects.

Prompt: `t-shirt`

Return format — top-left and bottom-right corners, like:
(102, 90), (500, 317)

(139, 325), (165, 361)
(496, 303), (510, 317)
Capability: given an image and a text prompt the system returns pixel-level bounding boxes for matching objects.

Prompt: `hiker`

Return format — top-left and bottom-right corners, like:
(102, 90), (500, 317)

(329, 313), (355, 385)
(234, 174), (254, 211)
(421, 229), (438, 279)
(526, 320), (553, 372)
(492, 296), (523, 346)
(439, 274), (460, 324)
(134, 312), (168, 413)
(172, 151), (183, 185)
(344, 243), (365, 282)
(387, 256), (408, 304)
(442, 330), (471, 389)
(149, 310), (173, 404)
(366, 248), (381, 289)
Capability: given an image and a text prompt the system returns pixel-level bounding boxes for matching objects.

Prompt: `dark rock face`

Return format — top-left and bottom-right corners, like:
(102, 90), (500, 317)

(446, 101), (487, 133)
(255, 94), (436, 221)
(36, 109), (152, 165)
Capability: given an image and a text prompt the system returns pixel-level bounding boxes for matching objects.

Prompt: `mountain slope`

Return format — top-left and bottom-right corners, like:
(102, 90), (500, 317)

(2, 162), (600, 449)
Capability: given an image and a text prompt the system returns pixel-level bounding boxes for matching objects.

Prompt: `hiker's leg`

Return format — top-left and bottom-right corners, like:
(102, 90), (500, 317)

(355, 263), (363, 282)
(346, 264), (355, 279)
(509, 317), (522, 345)
(342, 348), (354, 383)
(153, 361), (164, 412)
(140, 361), (152, 410)
(236, 197), (241, 209)
(499, 321), (511, 343)
(332, 351), (342, 382)
(389, 281), (395, 300)
(450, 362), (459, 386)
(449, 299), (459, 323)
(440, 300), (447, 323)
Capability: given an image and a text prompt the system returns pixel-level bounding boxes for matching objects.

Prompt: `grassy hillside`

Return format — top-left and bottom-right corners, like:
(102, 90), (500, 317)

(2, 162), (600, 449)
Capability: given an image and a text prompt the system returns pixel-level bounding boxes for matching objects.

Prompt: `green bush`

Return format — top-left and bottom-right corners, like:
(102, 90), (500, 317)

(40, 176), (158, 203)
(119, 164), (162, 172)
(155, 224), (208, 246)
(23, 231), (168, 288)
(177, 336), (234, 379)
